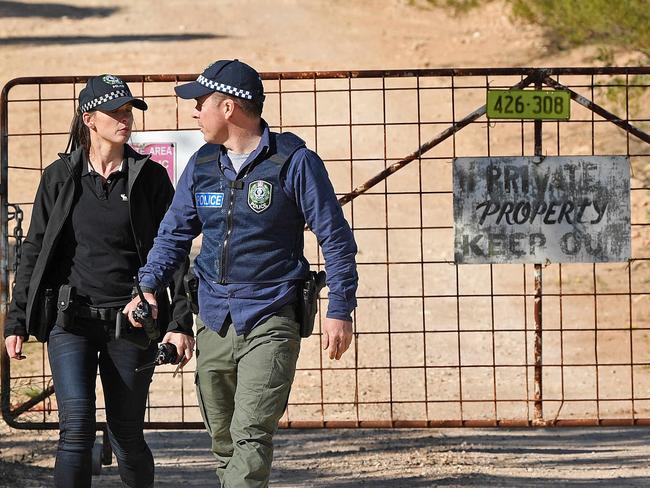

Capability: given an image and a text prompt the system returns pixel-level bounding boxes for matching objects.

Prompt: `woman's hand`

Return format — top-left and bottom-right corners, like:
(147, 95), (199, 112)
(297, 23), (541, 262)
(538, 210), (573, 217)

(5, 335), (26, 360)
(123, 292), (158, 327)
(162, 331), (195, 367)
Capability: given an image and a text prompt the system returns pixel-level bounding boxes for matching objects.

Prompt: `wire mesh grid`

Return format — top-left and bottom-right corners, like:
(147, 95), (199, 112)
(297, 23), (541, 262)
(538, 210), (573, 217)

(2, 68), (650, 430)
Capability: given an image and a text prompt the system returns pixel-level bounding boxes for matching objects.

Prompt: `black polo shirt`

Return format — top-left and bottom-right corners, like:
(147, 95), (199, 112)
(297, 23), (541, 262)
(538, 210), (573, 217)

(53, 154), (140, 307)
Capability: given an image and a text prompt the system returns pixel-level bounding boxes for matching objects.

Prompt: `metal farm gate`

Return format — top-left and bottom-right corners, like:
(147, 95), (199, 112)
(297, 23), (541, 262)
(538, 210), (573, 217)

(2, 68), (650, 447)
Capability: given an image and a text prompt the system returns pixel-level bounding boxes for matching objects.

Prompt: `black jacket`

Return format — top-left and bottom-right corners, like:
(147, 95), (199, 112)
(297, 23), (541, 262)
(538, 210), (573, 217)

(4, 145), (193, 341)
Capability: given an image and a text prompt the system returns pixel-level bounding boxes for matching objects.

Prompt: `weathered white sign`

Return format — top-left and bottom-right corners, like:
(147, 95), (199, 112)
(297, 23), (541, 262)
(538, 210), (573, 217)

(453, 156), (630, 264)
(130, 130), (204, 186)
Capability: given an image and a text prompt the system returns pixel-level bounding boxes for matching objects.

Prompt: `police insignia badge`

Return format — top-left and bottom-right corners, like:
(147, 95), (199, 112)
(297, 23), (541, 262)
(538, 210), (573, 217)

(102, 75), (124, 85)
(248, 180), (272, 213)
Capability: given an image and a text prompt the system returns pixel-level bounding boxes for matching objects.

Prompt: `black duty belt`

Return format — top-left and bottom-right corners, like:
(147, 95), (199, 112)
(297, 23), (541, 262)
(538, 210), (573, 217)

(75, 305), (121, 322)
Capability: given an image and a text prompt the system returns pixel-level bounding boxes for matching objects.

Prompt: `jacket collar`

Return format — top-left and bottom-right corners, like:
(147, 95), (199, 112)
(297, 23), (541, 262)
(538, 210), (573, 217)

(57, 146), (84, 177)
(125, 144), (151, 195)
(58, 144), (151, 191)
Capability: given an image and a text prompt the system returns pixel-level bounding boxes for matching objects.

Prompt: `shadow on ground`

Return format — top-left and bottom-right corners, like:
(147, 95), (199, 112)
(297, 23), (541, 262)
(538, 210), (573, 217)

(0, 1), (116, 19)
(0, 33), (224, 46)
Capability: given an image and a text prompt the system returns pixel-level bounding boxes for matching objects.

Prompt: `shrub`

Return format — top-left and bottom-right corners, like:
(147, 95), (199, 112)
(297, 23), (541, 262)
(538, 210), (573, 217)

(426, 0), (650, 58)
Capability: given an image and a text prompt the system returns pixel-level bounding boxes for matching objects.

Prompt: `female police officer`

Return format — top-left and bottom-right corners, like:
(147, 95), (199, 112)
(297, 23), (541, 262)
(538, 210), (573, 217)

(3, 75), (194, 488)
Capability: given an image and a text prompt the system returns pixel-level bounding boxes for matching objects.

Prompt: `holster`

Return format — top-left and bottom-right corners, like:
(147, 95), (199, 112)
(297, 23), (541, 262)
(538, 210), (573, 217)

(56, 284), (76, 330)
(183, 270), (199, 314)
(297, 271), (327, 338)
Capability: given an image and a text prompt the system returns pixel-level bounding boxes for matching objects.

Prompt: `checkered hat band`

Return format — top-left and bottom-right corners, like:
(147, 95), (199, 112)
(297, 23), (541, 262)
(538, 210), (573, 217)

(80, 90), (130, 112)
(197, 75), (253, 100)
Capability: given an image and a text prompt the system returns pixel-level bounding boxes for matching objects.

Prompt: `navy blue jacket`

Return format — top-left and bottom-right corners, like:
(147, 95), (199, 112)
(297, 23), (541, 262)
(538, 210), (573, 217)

(140, 122), (358, 334)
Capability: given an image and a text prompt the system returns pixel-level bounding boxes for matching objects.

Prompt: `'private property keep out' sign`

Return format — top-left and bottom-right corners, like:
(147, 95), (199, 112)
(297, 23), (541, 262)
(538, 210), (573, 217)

(453, 156), (630, 264)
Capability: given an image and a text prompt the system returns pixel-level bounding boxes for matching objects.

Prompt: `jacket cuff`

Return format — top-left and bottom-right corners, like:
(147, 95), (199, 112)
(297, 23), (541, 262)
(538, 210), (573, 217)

(4, 324), (28, 339)
(132, 285), (157, 297)
(165, 320), (195, 337)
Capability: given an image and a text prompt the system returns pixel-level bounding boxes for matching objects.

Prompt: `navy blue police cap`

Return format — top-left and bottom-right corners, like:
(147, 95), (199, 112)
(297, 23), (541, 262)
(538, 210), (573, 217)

(175, 59), (265, 102)
(78, 74), (148, 113)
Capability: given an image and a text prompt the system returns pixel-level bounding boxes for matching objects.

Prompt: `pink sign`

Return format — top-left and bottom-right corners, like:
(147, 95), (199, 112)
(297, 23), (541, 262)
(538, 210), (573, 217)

(131, 142), (175, 182)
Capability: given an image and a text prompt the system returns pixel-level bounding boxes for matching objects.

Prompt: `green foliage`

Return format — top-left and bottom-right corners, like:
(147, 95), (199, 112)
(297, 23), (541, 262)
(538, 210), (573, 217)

(21, 385), (43, 400)
(425, 0), (650, 57)
(596, 74), (650, 113)
(509, 0), (650, 56)
(424, 0), (484, 15)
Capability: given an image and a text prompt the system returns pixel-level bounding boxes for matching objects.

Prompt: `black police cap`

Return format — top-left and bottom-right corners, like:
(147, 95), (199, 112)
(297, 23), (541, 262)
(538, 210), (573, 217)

(78, 74), (148, 113)
(175, 59), (265, 102)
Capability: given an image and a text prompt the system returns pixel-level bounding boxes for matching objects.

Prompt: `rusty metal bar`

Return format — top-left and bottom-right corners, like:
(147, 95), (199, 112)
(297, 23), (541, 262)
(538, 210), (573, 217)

(337, 73), (539, 207)
(543, 75), (650, 145)
(4, 67), (650, 91)
(532, 74), (545, 426)
(9, 385), (54, 418)
(0, 65), (12, 428)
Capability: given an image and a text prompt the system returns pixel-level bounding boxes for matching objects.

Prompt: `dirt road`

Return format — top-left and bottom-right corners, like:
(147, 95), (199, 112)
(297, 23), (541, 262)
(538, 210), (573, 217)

(2, 425), (650, 487)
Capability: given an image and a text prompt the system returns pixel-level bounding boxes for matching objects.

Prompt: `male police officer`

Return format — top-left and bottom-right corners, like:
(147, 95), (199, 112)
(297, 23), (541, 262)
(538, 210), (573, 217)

(124, 59), (358, 487)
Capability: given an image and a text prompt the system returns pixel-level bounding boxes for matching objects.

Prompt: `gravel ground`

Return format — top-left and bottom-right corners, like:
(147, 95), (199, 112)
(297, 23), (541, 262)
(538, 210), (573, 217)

(2, 425), (650, 487)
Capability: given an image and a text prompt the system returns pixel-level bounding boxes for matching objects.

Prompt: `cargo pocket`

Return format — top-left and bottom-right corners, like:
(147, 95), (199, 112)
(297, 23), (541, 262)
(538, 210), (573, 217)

(253, 342), (299, 426)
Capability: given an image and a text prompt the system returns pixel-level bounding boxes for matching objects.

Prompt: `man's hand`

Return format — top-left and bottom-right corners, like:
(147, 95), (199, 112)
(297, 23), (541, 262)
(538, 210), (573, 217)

(162, 331), (195, 366)
(123, 292), (158, 327)
(5, 335), (26, 360)
(322, 318), (353, 360)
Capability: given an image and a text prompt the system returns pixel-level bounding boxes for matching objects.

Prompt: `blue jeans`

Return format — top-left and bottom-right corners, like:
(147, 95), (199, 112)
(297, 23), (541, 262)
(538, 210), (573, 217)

(47, 320), (157, 488)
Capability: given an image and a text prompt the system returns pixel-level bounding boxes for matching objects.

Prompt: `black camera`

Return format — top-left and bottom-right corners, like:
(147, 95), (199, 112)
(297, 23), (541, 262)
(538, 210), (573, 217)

(135, 342), (179, 373)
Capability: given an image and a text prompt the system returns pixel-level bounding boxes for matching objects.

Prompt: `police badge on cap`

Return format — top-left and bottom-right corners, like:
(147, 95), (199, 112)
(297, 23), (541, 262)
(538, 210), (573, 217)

(78, 74), (148, 113)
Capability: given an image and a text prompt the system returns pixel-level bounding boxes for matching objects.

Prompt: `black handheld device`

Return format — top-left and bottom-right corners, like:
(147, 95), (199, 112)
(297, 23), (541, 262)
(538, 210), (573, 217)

(115, 277), (160, 349)
(132, 278), (159, 341)
(134, 342), (179, 373)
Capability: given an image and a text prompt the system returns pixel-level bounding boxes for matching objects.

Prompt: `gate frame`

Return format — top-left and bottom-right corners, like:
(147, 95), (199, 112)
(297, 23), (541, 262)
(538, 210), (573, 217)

(2, 67), (650, 433)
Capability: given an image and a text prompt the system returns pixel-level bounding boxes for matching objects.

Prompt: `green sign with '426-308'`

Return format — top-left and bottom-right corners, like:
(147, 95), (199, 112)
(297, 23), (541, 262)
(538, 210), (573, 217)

(487, 89), (570, 120)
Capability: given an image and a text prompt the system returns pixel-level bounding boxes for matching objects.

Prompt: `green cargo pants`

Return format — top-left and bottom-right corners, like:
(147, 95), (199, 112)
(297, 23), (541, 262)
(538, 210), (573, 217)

(195, 305), (301, 488)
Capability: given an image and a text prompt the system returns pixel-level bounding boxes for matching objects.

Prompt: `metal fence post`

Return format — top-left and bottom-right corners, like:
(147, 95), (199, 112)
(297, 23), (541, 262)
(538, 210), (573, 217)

(533, 72), (544, 426)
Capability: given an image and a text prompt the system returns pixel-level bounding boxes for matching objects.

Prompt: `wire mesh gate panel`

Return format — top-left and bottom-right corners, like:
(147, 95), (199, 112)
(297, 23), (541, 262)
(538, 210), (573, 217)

(2, 68), (650, 431)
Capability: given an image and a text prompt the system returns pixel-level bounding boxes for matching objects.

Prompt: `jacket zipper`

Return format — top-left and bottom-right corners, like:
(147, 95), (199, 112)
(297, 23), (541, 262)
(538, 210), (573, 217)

(42, 156), (77, 270)
(219, 184), (236, 284)
(126, 155), (149, 265)
(127, 183), (145, 265)
(217, 153), (257, 284)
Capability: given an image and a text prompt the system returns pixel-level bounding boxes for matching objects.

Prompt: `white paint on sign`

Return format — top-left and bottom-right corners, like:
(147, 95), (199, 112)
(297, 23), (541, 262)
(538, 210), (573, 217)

(453, 156), (630, 264)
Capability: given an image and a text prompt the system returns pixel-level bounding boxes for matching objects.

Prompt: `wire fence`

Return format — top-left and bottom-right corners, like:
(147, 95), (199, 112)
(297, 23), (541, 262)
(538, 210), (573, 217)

(2, 67), (650, 432)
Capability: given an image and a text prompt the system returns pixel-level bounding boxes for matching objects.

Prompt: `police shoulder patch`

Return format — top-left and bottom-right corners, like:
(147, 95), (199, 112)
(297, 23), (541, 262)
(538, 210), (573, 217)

(248, 180), (272, 213)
